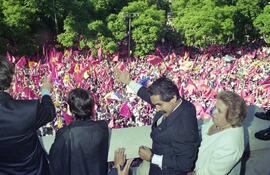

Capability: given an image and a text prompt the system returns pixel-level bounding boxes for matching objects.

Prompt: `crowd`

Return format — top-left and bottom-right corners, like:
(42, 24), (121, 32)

(1, 47), (269, 175)
(6, 44), (270, 134)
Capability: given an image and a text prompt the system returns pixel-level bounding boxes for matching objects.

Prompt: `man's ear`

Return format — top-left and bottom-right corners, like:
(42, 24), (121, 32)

(171, 95), (177, 103)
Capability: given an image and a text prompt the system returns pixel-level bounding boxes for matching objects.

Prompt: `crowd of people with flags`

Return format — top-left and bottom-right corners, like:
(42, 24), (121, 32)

(6, 43), (270, 135)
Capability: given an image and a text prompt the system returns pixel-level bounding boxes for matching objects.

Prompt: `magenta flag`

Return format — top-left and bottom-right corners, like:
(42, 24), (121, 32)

(258, 76), (270, 85)
(112, 52), (119, 62)
(156, 47), (164, 58)
(119, 102), (132, 118)
(6, 52), (16, 63)
(49, 62), (57, 80)
(98, 47), (102, 61)
(179, 85), (184, 97)
(147, 55), (162, 65)
(63, 111), (73, 125)
(23, 87), (36, 99)
(16, 56), (27, 68)
(108, 117), (114, 128)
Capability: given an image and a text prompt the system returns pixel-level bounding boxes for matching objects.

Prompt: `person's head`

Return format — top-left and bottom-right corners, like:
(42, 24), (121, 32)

(0, 56), (14, 91)
(148, 77), (180, 116)
(67, 88), (95, 120)
(213, 91), (247, 128)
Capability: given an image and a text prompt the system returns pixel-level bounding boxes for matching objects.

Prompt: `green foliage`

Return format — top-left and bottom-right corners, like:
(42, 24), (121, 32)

(107, 14), (126, 40)
(57, 14), (78, 47)
(172, 1), (236, 47)
(54, 0), (128, 54)
(0, 0), (41, 54)
(254, 5), (270, 43)
(0, 0), (269, 56)
(108, 1), (166, 56)
(171, 0), (269, 46)
(1, 0), (38, 29)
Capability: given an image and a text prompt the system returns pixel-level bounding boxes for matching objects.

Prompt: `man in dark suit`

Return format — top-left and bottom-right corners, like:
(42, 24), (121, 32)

(114, 69), (200, 175)
(0, 56), (56, 175)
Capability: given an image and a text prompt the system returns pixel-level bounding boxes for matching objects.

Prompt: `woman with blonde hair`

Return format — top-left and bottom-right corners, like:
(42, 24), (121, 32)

(194, 90), (247, 175)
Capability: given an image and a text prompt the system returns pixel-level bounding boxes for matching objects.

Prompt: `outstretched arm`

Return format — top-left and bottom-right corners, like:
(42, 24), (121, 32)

(114, 67), (152, 104)
(35, 77), (56, 129)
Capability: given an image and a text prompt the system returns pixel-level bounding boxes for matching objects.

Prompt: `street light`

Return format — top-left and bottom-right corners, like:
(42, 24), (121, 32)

(124, 12), (139, 58)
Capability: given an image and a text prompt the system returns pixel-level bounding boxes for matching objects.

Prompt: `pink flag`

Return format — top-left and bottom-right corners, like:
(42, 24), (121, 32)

(112, 52), (119, 62)
(194, 102), (203, 116)
(119, 102), (132, 118)
(98, 47), (102, 61)
(108, 117), (114, 128)
(245, 95), (255, 104)
(68, 65), (75, 74)
(179, 85), (184, 97)
(63, 111), (73, 125)
(147, 55), (162, 65)
(24, 87), (36, 99)
(48, 62), (57, 81)
(156, 47), (164, 59)
(118, 62), (126, 71)
(16, 56), (27, 68)
(74, 73), (83, 85)
(6, 52), (16, 63)
(258, 76), (270, 85)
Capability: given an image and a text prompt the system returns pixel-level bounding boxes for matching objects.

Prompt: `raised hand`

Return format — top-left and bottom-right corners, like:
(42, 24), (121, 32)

(138, 146), (152, 162)
(114, 66), (131, 85)
(114, 148), (126, 168)
(116, 158), (134, 175)
(41, 76), (52, 92)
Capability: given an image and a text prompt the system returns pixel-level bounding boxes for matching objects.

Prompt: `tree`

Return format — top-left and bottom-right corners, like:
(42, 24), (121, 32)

(0, 0), (40, 54)
(234, 0), (268, 42)
(172, 1), (236, 47)
(254, 5), (270, 43)
(55, 0), (128, 54)
(108, 1), (166, 57)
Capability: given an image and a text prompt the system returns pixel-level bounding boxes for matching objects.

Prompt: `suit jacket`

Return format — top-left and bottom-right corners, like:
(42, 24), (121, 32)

(195, 120), (245, 175)
(137, 87), (200, 175)
(49, 119), (109, 175)
(0, 92), (56, 175)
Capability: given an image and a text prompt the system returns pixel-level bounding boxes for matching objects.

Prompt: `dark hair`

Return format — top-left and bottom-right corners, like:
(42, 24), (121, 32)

(148, 77), (180, 102)
(67, 88), (95, 120)
(0, 56), (15, 91)
(217, 91), (247, 127)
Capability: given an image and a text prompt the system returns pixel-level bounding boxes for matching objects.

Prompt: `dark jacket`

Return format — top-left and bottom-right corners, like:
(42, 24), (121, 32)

(137, 87), (200, 175)
(49, 119), (109, 175)
(0, 92), (56, 175)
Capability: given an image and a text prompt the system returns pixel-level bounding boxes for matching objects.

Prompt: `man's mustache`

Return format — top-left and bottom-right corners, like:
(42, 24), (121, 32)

(158, 110), (166, 115)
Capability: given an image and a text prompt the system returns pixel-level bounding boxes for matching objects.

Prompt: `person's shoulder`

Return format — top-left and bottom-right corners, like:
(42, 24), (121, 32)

(216, 127), (244, 148)
(55, 125), (71, 138)
(178, 99), (196, 115)
(73, 120), (108, 130)
(94, 120), (109, 129)
(10, 99), (39, 109)
(14, 99), (38, 104)
(182, 99), (196, 109)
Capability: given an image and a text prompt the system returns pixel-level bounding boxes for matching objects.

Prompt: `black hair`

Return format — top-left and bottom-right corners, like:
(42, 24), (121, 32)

(67, 88), (95, 120)
(0, 56), (14, 91)
(148, 77), (180, 102)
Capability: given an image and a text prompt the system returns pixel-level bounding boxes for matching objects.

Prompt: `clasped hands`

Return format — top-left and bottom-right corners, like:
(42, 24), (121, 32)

(138, 146), (152, 162)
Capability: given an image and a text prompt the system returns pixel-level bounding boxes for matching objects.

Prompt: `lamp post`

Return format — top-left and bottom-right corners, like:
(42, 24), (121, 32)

(124, 12), (139, 58)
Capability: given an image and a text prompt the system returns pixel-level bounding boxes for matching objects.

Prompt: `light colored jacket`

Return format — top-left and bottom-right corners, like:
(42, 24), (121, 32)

(195, 120), (245, 175)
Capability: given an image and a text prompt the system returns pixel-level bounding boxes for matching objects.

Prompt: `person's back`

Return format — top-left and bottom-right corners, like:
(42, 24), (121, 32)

(49, 120), (109, 175)
(0, 56), (56, 175)
(0, 97), (53, 175)
(49, 88), (109, 175)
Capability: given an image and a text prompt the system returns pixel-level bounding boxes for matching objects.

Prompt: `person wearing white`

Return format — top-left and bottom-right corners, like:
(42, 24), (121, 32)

(194, 91), (247, 175)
